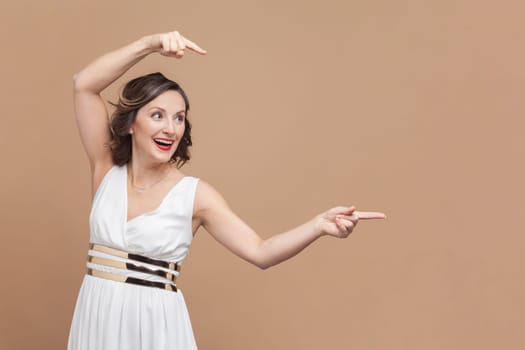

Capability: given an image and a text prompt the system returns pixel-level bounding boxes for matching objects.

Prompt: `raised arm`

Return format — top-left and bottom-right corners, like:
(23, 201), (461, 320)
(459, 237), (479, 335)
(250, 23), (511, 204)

(193, 181), (386, 270)
(73, 31), (205, 191)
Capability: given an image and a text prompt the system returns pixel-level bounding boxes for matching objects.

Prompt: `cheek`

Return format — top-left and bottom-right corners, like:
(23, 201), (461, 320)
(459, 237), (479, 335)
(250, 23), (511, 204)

(134, 120), (155, 135)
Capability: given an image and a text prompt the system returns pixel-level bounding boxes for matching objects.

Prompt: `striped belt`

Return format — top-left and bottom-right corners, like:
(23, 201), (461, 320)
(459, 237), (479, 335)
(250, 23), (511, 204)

(86, 243), (180, 293)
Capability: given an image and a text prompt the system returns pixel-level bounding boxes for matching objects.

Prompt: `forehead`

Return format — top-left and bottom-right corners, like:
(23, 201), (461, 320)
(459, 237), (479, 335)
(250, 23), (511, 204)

(143, 90), (186, 112)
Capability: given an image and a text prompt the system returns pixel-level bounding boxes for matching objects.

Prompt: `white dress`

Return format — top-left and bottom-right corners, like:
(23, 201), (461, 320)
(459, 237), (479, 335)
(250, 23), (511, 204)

(68, 165), (199, 350)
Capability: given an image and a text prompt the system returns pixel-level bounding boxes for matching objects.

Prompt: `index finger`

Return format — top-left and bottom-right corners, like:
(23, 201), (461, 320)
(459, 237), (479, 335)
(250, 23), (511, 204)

(354, 211), (386, 220)
(182, 37), (207, 55)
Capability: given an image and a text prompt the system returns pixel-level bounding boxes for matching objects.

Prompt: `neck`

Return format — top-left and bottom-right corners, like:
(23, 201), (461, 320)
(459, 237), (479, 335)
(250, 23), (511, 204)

(127, 158), (172, 188)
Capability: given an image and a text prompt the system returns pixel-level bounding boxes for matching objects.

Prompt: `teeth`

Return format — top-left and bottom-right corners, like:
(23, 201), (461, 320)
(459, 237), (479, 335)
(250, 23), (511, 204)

(155, 139), (173, 145)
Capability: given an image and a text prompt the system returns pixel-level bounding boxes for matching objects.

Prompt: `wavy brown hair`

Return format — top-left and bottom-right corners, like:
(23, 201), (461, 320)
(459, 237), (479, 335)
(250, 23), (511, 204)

(109, 72), (192, 167)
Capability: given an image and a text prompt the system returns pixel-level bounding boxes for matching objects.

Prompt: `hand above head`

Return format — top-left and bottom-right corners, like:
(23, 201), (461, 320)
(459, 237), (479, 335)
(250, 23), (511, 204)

(152, 31), (207, 58)
(315, 206), (386, 238)
(73, 29), (207, 186)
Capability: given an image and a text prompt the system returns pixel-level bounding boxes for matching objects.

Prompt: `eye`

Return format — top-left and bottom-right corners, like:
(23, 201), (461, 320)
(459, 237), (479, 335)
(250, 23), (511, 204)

(175, 114), (185, 122)
(151, 112), (162, 120)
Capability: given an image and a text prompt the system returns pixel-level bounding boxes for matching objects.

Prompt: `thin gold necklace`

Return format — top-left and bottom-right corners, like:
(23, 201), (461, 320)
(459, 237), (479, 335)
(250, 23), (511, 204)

(128, 167), (171, 193)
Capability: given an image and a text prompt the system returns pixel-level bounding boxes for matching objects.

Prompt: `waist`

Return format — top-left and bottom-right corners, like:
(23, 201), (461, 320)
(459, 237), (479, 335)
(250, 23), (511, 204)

(86, 243), (181, 292)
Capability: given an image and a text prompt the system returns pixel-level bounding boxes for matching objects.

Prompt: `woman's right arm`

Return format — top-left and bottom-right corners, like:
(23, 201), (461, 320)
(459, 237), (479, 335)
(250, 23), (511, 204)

(73, 32), (205, 192)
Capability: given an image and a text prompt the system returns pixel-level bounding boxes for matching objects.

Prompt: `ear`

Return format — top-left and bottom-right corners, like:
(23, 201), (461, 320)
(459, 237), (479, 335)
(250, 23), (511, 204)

(129, 128), (134, 135)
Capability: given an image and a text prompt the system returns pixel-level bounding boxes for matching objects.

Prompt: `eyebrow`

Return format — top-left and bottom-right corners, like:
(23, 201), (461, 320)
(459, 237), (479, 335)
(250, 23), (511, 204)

(148, 107), (186, 114)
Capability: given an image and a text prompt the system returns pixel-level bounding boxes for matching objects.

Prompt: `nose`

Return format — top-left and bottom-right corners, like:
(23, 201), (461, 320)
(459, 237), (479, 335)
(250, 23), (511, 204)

(163, 118), (175, 135)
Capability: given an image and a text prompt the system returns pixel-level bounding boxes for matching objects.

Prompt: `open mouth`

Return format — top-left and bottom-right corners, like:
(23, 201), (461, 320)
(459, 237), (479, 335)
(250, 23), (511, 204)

(153, 138), (174, 151)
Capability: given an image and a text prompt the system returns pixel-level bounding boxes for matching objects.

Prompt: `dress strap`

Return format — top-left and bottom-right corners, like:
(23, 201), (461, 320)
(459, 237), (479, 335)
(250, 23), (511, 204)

(87, 243), (180, 292)
(87, 268), (177, 292)
(89, 243), (180, 271)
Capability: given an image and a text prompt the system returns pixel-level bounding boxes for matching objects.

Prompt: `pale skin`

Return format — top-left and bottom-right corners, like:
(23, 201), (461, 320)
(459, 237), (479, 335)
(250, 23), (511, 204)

(74, 31), (386, 270)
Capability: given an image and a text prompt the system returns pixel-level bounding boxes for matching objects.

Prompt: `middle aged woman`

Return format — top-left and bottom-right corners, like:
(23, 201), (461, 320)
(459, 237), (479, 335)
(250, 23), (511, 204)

(67, 30), (386, 350)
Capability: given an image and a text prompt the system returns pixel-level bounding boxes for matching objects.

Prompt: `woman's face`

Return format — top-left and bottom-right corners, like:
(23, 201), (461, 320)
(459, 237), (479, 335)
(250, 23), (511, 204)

(130, 90), (187, 164)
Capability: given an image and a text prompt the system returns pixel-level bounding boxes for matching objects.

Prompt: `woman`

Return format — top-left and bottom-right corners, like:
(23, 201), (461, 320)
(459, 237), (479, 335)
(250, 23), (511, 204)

(68, 30), (385, 350)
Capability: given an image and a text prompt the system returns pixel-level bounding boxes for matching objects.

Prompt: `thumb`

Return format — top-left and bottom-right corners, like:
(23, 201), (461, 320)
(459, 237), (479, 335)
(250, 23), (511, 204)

(334, 206), (355, 215)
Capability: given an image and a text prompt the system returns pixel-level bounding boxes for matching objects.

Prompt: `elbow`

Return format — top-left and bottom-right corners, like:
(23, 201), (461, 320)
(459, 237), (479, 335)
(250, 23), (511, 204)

(242, 240), (276, 270)
(256, 262), (271, 270)
(72, 72), (84, 92)
(251, 241), (279, 270)
(243, 255), (272, 270)
(252, 257), (274, 270)
(72, 71), (92, 92)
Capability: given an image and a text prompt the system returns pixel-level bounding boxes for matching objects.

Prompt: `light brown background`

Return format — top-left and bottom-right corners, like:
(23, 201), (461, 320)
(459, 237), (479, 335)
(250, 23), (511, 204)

(1, 0), (524, 349)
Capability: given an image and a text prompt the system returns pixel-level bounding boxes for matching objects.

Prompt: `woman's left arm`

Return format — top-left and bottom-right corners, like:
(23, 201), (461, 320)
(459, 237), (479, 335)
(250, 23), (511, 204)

(193, 181), (386, 270)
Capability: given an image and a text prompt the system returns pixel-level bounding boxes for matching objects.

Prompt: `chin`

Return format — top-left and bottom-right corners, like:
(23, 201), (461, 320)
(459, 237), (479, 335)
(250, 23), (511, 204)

(151, 147), (175, 160)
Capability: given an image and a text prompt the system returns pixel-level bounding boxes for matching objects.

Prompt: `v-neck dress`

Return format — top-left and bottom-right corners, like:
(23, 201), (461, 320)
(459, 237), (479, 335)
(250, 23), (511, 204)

(67, 165), (200, 350)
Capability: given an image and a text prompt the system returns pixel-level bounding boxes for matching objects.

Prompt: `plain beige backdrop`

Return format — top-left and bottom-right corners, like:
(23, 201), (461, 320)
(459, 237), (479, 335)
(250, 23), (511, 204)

(1, 0), (524, 349)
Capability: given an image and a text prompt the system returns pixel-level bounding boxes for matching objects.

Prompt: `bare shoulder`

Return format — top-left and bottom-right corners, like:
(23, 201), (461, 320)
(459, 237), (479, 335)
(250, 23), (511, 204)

(193, 179), (229, 217)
